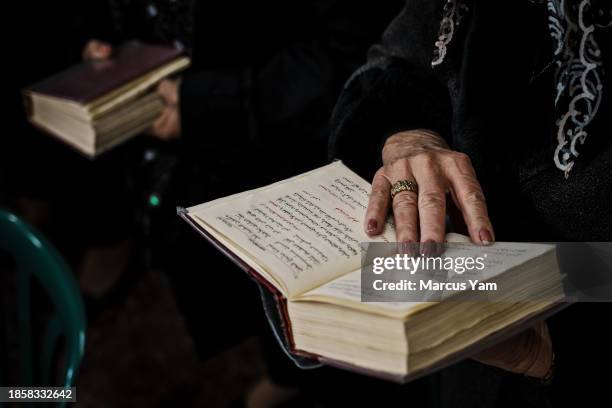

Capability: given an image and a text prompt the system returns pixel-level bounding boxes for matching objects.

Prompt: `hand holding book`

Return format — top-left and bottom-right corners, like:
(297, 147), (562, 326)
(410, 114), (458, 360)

(148, 79), (181, 140)
(367, 129), (552, 379)
(25, 41), (190, 156)
(474, 321), (553, 379)
(81, 39), (181, 141)
(182, 162), (564, 381)
(366, 129), (495, 247)
(82, 39), (113, 60)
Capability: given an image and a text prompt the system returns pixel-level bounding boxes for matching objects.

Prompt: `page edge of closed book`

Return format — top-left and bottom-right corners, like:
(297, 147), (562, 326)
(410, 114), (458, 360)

(25, 117), (97, 158)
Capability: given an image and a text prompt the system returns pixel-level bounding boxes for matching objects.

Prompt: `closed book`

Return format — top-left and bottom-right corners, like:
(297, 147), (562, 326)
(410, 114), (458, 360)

(24, 41), (190, 157)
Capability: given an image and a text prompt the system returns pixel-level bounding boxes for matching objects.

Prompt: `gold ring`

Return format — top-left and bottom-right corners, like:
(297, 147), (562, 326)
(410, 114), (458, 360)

(390, 180), (418, 200)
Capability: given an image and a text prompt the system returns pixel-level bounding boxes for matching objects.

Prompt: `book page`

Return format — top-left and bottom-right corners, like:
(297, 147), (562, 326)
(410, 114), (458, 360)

(296, 240), (556, 318)
(188, 161), (395, 297)
(296, 269), (430, 318)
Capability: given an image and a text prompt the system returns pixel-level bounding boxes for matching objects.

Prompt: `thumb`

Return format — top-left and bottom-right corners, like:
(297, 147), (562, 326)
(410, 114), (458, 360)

(83, 40), (112, 60)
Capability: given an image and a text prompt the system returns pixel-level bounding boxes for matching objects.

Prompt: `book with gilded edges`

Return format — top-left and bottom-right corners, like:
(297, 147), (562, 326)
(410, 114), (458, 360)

(180, 161), (566, 382)
(24, 41), (190, 157)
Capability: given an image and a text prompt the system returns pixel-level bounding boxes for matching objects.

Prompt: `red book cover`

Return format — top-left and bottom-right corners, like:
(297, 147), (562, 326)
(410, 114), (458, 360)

(26, 41), (184, 103)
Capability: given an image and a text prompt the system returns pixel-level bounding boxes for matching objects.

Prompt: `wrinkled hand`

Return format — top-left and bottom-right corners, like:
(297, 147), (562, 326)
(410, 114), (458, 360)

(149, 79), (181, 140)
(474, 322), (553, 379)
(367, 130), (552, 378)
(365, 129), (494, 249)
(82, 39), (112, 60)
(81, 41), (181, 140)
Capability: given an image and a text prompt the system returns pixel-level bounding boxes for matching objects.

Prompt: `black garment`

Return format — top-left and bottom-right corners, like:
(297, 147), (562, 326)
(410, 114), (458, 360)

(176, 0), (407, 199)
(170, 0), (405, 358)
(76, 0), (404, 357)
(329, 1), (611, 407)
(330, 0), (612, 242)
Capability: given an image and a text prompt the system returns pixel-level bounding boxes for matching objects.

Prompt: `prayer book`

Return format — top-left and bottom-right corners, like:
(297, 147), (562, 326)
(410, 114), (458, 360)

(180, 161), (565, 381)
(24, 41), (190, 157)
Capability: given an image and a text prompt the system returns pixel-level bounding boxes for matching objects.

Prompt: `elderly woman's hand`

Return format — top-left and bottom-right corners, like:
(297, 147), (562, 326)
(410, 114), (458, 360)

(82, 39), (112, 61)
(474, 322), (554, 379)
(148, 79), (181, 141)
(367, 130), (554, 379)
(365, 129), (494, 248)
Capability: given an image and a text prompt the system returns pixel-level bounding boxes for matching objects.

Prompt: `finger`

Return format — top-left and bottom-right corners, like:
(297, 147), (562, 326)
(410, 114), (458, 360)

(410, 154), (447, 251)
(169, 109), (181, 137)
(83, 40), (112, 60)
(82, 42), (95, 60)
(445, 153), (494, 245)
(159, 109), (179, 140)
(93, 43), (112, 59)
(387, 160), (419, 246)
(157, 79), (179, 105)
(364, 169), (391, 236)
(150, 107), (171, 137)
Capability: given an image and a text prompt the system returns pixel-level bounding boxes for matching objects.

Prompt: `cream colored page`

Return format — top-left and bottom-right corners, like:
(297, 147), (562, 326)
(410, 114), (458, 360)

(298, 237), (555, 316)
(188, 161), (395, 297)
(298, 234), (469, 310)
(298, 269), (426, 317)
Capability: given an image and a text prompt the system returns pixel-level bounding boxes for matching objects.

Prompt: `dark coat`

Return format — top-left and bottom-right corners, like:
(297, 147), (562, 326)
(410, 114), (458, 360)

(329, 2), (612, 407)
(329, 0), (612, 242)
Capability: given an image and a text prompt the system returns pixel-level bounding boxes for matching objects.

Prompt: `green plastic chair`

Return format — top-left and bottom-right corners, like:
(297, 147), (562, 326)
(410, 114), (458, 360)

(0, 208), (86, 404)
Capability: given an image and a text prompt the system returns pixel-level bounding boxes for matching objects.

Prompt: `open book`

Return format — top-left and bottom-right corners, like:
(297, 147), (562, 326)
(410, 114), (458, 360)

(24, 41), (190, 157)
(180, 161), (565, 381)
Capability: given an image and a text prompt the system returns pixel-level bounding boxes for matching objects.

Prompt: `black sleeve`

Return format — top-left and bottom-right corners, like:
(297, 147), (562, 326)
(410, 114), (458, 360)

(328, 0), (453, 180)
(178, 0), (403, 151)
(179, 68), (253, 151)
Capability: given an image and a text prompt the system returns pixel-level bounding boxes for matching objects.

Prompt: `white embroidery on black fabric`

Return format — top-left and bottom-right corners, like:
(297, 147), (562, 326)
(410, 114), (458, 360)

(430, 0), (609, 176)
(432, 0), (469, 67)
(548, 0), (607, 177)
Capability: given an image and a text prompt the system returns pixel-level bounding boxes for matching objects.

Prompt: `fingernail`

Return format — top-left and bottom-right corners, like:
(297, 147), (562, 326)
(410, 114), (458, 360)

(367, 219), (378, 234)
(421, 240), (436, 257)
(423, 240), (444, 257)
(398, 241), (417, 257)
(433, 242), (444, 256)
(479, 229), (494, 245)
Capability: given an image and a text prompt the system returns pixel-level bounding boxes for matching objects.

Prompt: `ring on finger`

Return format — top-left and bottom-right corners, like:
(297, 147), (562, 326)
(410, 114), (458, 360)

(390, 179), (419, 200)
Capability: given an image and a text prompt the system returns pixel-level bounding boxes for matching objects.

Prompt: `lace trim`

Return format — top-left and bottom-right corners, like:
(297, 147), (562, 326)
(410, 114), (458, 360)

(548, 0), (607, 177)
(431, 0), (470, 67)
(431, 0), (610, 177)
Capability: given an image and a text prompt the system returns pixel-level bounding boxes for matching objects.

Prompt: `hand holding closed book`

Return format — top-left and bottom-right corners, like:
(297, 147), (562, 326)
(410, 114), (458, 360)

(82, 39), (113, 61)
(148, 79), (181, 141)
(24, 40), (190, 157)
(81, 40), (182, 141)
(474, 321), (553, 379)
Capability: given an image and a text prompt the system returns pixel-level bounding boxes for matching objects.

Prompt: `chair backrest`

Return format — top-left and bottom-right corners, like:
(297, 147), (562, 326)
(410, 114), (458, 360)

(0, 208), (86, 392)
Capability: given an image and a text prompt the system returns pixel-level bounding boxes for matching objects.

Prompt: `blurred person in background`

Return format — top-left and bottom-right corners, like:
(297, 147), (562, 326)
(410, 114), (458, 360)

(3, 1), (139, 306)
(74, 1), (405, 406)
